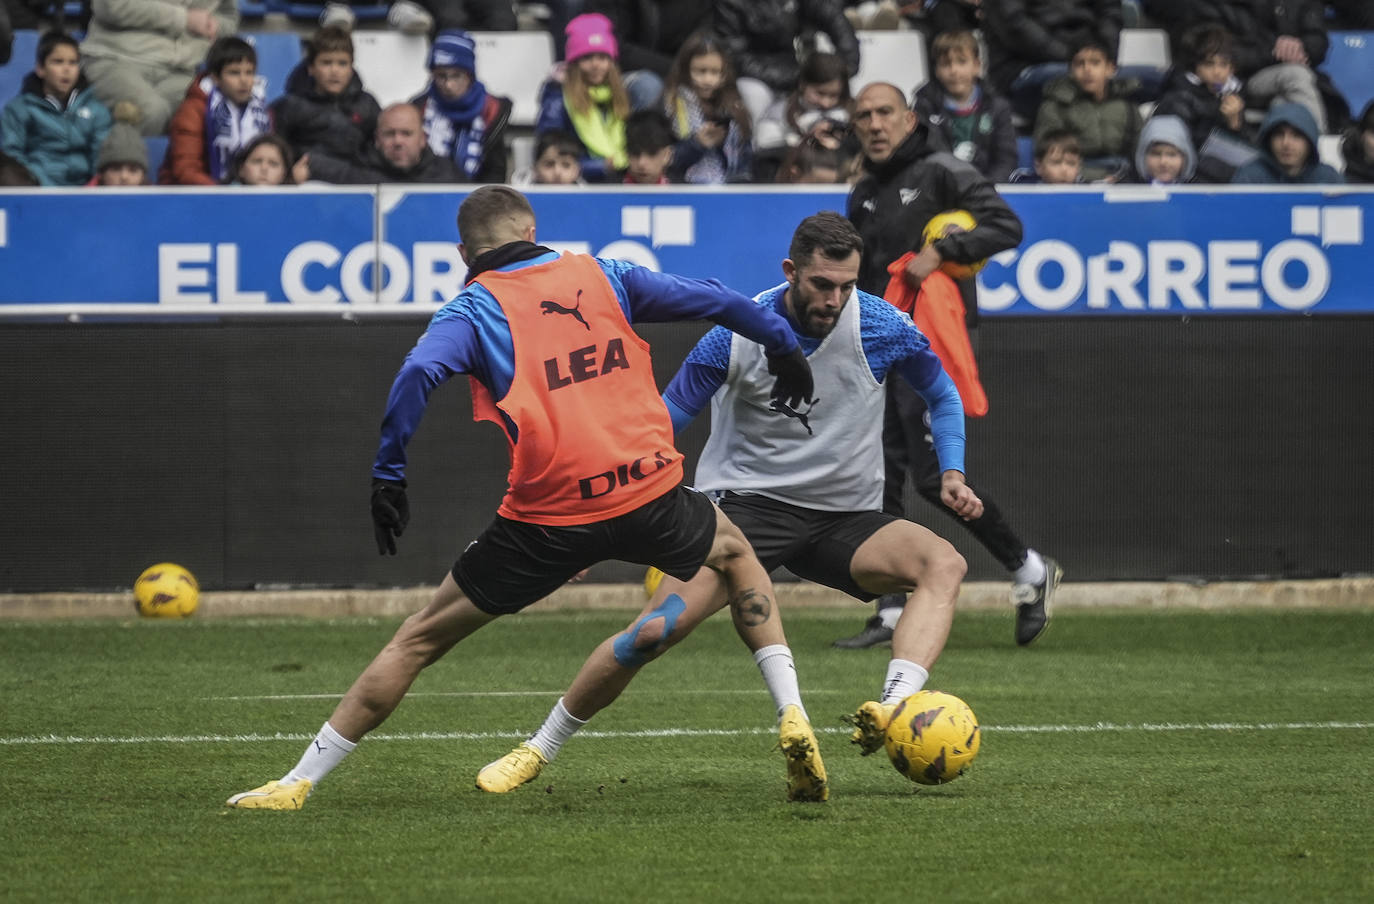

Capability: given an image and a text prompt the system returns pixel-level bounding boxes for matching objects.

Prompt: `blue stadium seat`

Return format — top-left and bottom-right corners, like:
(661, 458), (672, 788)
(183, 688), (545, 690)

(246, 32), (304, 103)
(1017, 136), (1034, 170)
(1322, 31), (1374, 119)
(286, 2), (389, 21)
(144, 136), (169, 177)
(239, 0), (288, 16)
(0, 31), (41, 104)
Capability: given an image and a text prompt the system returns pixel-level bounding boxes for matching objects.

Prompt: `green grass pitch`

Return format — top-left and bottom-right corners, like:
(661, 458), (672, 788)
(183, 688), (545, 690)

(1, 606), (1371, 903)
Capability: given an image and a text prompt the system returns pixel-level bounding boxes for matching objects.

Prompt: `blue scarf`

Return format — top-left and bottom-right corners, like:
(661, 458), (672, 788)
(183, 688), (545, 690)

(204, 76), (270, 183)
(421, 79), (489, 179)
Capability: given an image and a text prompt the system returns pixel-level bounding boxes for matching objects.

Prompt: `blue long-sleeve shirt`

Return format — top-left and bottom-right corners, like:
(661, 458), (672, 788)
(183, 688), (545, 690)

(372, 252), (800, 482)
(663, 286), (967, 474)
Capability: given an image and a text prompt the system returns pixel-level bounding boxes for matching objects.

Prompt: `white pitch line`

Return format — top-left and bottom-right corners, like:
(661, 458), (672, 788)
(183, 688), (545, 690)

(1, 721), (1370, 746)
(205, 690), (825, 701)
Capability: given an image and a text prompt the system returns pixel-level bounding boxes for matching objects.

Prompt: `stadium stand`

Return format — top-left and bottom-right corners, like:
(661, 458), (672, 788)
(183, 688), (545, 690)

(471, 30), (554, 129)
(245, 32), (304, 103)
(850, 29), (929, 98)
(0, 30), (39, 105)
(1322, 32), (1374, 122)
(144, 135), (169, 177)
(350, 30), (429, 107)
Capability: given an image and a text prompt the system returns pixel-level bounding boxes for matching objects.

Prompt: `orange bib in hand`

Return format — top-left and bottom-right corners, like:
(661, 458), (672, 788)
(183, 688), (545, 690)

(884, 253), (988, 417)
(470, 253), (683, 525)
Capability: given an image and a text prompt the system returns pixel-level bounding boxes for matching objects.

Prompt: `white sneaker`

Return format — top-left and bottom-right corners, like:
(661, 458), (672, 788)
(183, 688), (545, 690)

(388, 0), (434, 36)
(319, 2), (356, 31)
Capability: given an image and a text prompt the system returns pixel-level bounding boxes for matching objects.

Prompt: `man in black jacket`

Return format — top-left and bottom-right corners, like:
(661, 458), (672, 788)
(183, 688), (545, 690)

(838, 82), (1061, 649)
(982, 0), (1123, 119)
(300, 103), (463, 184)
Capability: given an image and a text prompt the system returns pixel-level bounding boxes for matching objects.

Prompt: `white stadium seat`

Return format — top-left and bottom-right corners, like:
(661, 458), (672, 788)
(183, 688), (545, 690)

(472, 31), (556, 128)
(1117, 28), (1171, 70)
(351, 32), (432, 108)
(850, 29), (929, 98)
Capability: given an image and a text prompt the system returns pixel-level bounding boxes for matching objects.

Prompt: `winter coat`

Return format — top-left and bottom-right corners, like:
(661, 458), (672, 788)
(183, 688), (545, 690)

(534, 71), (623, 183)
(982, 0), (1122, 95)
(159, 73), (269, 185)
(0, 72), (112, 185)
(411, 88), (512, 184)
(714, 0), (859, 94)
(584, 0), (714, 77)
(1340, 131), (1374, 184)
(1033, 74), (1142, 170)
(306, 143), (463, 184)
(913, 79), (1019, 183)
(1183, 0), (1328, 78)
(81, 0), (239, 76)
(1152, 66), (1256, 182)
(846, 120), (1024, 299)
(1131, 114), (1197, 183)
(270, 63), (381, 161)
(1231, 102), (1342, 184)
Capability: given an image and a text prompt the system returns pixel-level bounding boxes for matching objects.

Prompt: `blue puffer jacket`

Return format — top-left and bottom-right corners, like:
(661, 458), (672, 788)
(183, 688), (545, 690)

(0, 72), (112, 186)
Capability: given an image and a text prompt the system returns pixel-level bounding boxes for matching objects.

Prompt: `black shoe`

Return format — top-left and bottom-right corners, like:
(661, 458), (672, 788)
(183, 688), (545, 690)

(832, 615), (894, 649)
(1012, 557), (1061, 646)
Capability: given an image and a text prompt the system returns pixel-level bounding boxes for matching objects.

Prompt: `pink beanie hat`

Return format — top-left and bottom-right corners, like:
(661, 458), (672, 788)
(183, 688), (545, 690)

(564, 12), (618, 62)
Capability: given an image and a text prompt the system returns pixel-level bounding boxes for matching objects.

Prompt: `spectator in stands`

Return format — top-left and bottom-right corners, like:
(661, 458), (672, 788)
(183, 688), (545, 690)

(982, 0), (1123, 120)
(1153, 24), (1257, 184)
(775, 137), (842, 183)
(158, 37), (268, 185)
(1033, 40), (1141, 181)
(424, 0), (517, 32)
(714, 0), (860, 126)
(227, 133), (296, 185)
(663, 30), (752, 183)
(1177, 0), (1331, 133)
(1231, 101), (1342, 183)
(0, 148), (37, 183)
(411, 30), (511, 183)
(90, 115), (148, 185)
(1009, 128), (1084, 182)
(1340, 101), (1374, 184)
(0, 1), (12, 67)
(317, 1), (436, 35)
(79, 0), (238, 137)
(0, 31), (111, 186)
(917, 0), (982, 40)
(510, 128), (585, 184)
(297, 102), (461, 183)
(754, 52), (855, 183)
(914, 29), (1018, 183)
(535, 12), (630, 182)
(623, 108), (674, 183)
(1129, 114), (1195, 184)
(270, 26), (380, 162)
(586, 0), (714, 109)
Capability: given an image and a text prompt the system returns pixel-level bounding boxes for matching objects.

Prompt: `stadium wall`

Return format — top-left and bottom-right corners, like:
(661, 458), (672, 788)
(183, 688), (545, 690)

(2, 187), (1372, 591)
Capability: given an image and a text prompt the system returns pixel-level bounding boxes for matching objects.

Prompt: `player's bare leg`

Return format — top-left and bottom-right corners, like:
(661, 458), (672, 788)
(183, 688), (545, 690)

(227, 573), (497, 809)
(844, 520), (967, 754)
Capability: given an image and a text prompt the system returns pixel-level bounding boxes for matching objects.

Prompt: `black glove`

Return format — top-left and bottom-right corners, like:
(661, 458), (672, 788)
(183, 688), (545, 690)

(371, 478), (409, 555)
(766, 346), (814, 409)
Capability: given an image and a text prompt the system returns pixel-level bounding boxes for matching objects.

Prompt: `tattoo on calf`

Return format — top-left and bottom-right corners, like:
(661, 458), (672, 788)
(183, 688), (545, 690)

(732, 589), (772, 626)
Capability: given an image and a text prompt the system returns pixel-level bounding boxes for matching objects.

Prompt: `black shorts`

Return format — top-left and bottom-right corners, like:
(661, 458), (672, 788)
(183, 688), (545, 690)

(716, 491), (898, 602)
(453, 485), (718, 615)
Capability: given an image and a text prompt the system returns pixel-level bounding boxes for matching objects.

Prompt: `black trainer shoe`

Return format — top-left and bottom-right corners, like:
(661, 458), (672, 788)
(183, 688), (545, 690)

(832, 615), (894, 649)
(1012, 557), (1062, 646)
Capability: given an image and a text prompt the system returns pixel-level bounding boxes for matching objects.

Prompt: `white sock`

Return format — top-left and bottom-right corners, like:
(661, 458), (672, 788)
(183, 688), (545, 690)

(880, 658), (929, 705)
(753, 644), (806, 719)
(877, 604), (903, 630)
(527, 697), (587, 761)
(282, 721), (357, 785)
(1013, 549), (1047, 586)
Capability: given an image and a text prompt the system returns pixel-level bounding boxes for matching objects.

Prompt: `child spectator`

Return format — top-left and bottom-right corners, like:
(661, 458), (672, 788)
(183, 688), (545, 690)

(754, 52), (854, 183)
(776, 138), (842, 184)
(623, 108), (674, 184)
(90, 113), (148, 185)
(1131, 115), (1195, 184)
(1033, 40), (1141, 182)
(270, 25), (381, 163)
(535, 13), (630, 182)
(1231, 101), (1342, 184)
(510, 128), (585, 185)
(663, 31), (752, 184)
(1153, 25), (1255, 184)
(228, 133), (295, 186)
(160, 37), (269, 186)
(1010, 129), (1084, 184)
(0, 31), (110, 186)
(1340, 101), (1374, 184)
(913, 30), (1018, 183)
(411, 30), (512, 184)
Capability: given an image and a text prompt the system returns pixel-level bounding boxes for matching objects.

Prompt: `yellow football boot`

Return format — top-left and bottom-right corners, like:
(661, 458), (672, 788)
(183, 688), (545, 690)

(475, 743), (548, 792)
(225, 778), (313, 810)
(778, 704), (828, 802)
(844, 701), (898, 755)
